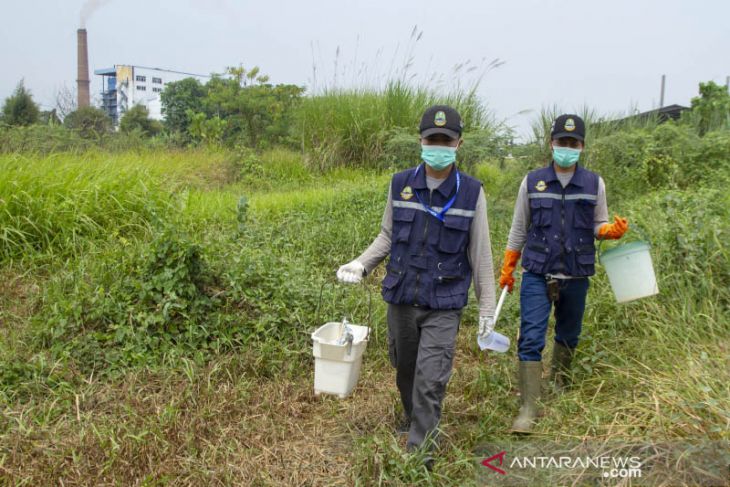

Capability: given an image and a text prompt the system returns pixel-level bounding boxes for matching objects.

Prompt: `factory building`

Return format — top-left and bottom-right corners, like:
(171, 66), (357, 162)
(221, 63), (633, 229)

(95, 65), (209, 125)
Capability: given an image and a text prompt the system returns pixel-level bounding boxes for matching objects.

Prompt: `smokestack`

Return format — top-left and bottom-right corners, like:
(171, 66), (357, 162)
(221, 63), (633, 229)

(659, 74), (666, 108)
(77, 28), (90, 108)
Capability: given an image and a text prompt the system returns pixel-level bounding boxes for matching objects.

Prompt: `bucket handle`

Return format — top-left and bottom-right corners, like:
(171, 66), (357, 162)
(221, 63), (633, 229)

(597, 221), (652, 260)
(315, 278), (373, 343)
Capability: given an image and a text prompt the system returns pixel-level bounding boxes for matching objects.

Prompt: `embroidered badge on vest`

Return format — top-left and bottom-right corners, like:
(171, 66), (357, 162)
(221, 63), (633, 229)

(535, 180), (547, 191)
(400, 186), (414, 200)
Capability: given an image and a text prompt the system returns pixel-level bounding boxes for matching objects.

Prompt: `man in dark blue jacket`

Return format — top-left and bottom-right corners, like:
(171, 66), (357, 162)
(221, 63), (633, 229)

(498, 114), (629, 433)
(337, 105), (497, 468)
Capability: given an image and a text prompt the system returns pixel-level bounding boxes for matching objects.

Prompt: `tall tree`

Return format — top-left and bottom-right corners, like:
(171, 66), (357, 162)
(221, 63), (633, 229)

(160, 77), (207, 134)
(1, 80), (40, 126)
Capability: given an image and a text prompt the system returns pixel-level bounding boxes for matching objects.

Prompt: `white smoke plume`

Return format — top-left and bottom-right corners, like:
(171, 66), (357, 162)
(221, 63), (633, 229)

(80, 0), (113, 28)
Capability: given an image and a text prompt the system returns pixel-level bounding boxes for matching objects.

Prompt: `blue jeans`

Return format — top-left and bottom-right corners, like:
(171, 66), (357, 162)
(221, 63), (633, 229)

(518, 270), (590, 361)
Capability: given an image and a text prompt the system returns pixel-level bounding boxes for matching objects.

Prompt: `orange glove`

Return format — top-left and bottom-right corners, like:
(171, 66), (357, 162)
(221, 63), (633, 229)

(499, 249), (522, 293)
(598, 215), (629, 240)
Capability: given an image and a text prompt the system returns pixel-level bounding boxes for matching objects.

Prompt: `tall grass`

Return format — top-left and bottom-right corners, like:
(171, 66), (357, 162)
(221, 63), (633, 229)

(295, 81), (496, 170)
(0, 149), (238, 262)
(297, 27), (503, 170)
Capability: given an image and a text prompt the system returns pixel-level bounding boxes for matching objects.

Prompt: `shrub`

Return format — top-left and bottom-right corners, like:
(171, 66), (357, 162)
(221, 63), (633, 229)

(119, 104), (163, 136)
(64, 106), (113, 139)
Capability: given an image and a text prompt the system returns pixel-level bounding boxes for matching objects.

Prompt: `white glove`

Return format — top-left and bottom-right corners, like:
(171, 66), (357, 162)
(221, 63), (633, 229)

(336, 260), (365, 284)
(478, 315), (496, 339)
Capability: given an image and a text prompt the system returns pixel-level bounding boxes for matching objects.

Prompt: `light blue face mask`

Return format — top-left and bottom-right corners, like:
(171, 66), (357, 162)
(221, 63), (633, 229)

(421, 145), (457, 170)
(552, 146), (582, 168)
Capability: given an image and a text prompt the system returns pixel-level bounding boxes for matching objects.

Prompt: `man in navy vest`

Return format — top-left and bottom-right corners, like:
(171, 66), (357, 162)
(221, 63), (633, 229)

(337, 105), (497, 468)
(498, 114), (629, 433)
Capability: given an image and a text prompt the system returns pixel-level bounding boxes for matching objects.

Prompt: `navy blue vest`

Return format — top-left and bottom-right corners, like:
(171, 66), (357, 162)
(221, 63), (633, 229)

(522, 163), (600, 277)
(381, 164), (482, 309)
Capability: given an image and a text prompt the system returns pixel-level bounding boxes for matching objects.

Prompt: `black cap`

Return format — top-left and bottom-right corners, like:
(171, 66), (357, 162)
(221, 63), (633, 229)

(419, 105), (463, 139)
(550, 114), (585, 141)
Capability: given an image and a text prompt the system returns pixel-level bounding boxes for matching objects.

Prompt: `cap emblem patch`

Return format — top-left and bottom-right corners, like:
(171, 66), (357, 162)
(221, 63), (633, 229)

(564, 118), (576, 131)
(434, 111), (447, 127)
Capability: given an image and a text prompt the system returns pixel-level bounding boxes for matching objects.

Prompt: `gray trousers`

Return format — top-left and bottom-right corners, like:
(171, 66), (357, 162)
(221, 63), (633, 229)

(386, 303), (462, 450)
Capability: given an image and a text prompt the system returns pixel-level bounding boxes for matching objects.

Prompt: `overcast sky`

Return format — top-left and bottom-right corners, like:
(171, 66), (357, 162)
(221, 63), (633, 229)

(1, 0), (728, 138)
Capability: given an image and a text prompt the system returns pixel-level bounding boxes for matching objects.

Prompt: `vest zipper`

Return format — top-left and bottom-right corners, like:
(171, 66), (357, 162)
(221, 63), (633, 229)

(413, 189), (432, 305)
(559, 187), (566, 272)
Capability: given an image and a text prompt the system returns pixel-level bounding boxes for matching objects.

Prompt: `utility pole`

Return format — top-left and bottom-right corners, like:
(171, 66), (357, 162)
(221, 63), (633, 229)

(659, 74), (666, 108)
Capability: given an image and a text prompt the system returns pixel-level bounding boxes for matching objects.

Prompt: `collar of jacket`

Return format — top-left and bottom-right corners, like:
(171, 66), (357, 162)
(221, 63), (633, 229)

(410, 162), (458, 198)
(547, 161), (587, 189)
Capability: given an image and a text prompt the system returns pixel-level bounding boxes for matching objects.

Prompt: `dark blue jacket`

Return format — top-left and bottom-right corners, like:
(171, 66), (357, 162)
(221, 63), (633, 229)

(382, 164), (482, 309)
(522, 163), (600, 277)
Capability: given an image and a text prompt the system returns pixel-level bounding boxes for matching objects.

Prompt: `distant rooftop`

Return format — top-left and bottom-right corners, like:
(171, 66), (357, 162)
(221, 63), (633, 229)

(620, 104), (689, 123)
(94, 65), (211, 78)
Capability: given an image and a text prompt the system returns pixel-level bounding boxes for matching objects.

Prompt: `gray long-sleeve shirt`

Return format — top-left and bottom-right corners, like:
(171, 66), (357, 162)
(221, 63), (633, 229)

(357, 175), (497, 318)
(506, 171), (609, 278)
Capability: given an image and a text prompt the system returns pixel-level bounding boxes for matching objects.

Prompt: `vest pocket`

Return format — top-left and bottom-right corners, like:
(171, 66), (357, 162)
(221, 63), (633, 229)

(575, 244), (596, 265)
(524, 242), (549, 263)
(437, 215), (470, 253)
(382, 268), (404, 290)
(434, 271), (469, 309)
(530, 198), (553, 227)
(573, 199), (596, 229)
(574, 243), (596, 275)
(393, 208), (416, 243)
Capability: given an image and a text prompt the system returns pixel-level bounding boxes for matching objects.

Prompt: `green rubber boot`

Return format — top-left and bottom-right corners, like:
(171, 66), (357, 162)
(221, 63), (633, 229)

(550, 342), (575, 394)
(510, 361), (543, 434)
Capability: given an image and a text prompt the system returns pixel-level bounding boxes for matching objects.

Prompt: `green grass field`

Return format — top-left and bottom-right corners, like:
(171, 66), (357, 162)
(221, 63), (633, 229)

(0, 125), (728, 484)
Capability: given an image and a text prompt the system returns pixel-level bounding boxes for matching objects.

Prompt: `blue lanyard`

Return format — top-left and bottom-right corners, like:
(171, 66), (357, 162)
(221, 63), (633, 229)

(413, 164), (460, 222)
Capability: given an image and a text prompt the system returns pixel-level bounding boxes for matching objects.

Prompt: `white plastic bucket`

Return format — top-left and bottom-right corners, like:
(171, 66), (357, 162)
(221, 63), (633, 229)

(599, 241), (659, 303)
(311, 322), (370, 398)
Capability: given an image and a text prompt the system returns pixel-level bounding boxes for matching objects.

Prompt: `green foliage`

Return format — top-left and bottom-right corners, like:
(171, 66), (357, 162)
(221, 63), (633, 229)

(0, 156), (163, 262)
(294, 81), (494, 170)
(64, 106), (113, 139)
(382, 127), (420, 169)
(587, 122), (730, 201)
(160, 77), (207, 134)
(159, 67), (303, 149)
(685, 80), (730, 135)
(40, 109), (62, 126)
(37, 227), (221, 373)
(186, 110), (227, 146)
(0, 353), (72, 402)
(1, 80), (40, 127)
(459, 129), (511, 170)
(119, 104), (163, 136)
(204, 68), (304, 148)
(0, 123), (91, 153)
